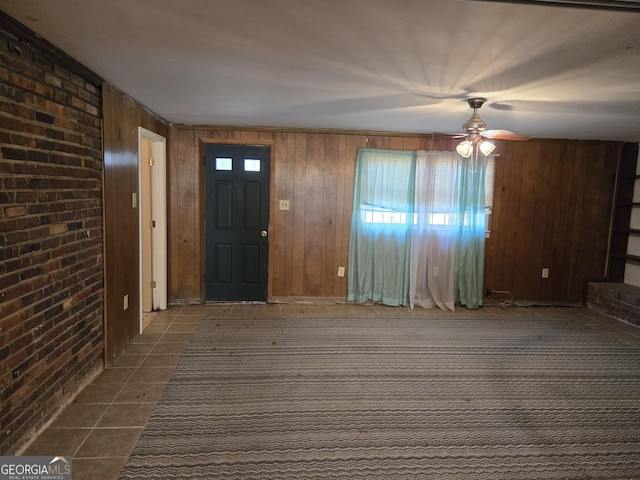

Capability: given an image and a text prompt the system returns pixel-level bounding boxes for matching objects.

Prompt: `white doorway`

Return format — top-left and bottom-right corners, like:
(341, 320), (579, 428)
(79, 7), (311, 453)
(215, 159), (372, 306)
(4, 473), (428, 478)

(138, 127), (167, 333)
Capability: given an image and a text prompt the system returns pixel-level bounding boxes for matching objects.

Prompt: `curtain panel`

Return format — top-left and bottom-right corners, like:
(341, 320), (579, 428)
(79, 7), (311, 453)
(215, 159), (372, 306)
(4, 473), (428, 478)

(409, 151), (459, 311)
(348, 148), (490, 311)
(454, 155), (488, 309)
(347, 148), (416, 306)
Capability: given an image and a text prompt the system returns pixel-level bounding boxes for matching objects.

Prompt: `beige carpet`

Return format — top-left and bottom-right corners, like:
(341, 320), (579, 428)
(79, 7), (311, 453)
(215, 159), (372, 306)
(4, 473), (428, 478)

(118, 305), (640, 479)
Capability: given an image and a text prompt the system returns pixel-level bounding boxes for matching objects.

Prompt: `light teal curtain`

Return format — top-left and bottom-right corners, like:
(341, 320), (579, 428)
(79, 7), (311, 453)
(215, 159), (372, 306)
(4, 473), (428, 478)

(454, 155), (487, 309)
(348, 148), (489, 310)
(347, 148), (416, 306)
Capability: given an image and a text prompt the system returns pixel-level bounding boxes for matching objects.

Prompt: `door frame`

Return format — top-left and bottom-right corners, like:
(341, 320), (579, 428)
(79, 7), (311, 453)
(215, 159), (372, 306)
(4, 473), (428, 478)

(199, 138), (275, 303)
(138, 127), (167, 332)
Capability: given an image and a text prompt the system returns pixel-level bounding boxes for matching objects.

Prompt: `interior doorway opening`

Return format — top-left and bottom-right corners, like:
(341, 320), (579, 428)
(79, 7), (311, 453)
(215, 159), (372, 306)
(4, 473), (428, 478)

(138, 127), (167, 332)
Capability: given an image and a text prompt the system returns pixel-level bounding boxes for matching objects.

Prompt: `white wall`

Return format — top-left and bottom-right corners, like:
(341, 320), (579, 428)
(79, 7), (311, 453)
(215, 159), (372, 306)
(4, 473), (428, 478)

(624, 145), (640, 287)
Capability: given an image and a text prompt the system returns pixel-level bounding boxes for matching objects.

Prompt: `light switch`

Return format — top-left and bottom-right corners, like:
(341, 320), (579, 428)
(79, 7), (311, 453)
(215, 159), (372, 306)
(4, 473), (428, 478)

(279, 200), (290, 211)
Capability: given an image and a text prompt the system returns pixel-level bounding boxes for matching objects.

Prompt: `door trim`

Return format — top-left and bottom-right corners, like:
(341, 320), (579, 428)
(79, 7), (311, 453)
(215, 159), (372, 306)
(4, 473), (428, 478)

(138, 127), (167, 332)
(199, 138), (275, 303)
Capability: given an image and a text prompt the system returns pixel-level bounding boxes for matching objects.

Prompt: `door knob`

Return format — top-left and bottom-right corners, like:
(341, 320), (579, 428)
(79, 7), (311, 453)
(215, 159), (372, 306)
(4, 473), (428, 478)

(260, 230), (268, 237)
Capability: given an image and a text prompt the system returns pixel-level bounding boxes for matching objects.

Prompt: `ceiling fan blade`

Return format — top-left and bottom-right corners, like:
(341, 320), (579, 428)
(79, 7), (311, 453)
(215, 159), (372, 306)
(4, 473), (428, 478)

(466, 1), (640, 13)
(483, 129), (530, 141)
(434, 132), (467, 139)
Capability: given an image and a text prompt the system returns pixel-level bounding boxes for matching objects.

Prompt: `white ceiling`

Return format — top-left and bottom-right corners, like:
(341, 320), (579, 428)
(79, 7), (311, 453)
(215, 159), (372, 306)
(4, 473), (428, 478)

(2, 0), (640, 141)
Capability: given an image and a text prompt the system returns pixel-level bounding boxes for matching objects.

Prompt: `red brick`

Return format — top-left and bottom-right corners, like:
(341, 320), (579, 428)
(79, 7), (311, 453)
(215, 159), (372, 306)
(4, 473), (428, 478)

(10, 332), (34, 354)
(2, 349), (26, 375)
(11, 103), (35, 120)
(4, 206), (26, 218)
(9, 71), (35, 91)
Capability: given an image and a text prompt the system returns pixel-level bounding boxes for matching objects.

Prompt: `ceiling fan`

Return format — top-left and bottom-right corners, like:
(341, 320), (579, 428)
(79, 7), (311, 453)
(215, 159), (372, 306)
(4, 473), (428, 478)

(454, 97), (529, 158)
(466, 1), (640, 13)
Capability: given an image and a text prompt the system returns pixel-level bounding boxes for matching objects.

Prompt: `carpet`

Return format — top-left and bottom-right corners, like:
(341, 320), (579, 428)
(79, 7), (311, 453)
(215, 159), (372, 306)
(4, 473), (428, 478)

(118, 306), (640, 479)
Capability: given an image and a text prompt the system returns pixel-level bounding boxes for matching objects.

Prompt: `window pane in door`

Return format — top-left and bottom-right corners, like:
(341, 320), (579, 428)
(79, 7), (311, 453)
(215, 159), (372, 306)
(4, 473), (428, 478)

(216, 157), (232, 171)
(244, 158), (261, 172)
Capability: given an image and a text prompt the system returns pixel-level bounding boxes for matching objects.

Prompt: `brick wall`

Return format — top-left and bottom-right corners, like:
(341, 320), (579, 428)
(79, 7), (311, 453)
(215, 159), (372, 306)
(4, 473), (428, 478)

(587, 282), (640, 327)
(0, 22), (104, 454)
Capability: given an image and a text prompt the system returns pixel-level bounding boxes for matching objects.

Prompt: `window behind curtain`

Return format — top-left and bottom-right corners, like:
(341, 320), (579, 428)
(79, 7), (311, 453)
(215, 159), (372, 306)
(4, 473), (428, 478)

(359, 154), (494, 228)
(429, 155), (495, 228)
(348, 148), (496, 308)
(359, 150), (416, 227)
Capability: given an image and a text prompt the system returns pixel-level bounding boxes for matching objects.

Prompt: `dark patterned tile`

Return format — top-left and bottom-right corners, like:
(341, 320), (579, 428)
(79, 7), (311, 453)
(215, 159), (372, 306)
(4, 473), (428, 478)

(109, 354), (146, 369)
(150, 342), (188, 355)
(93, 368), (136, 385)
(50, 403), (109, 428)
(140, 354), (182, 368)
(22, 428), (91, 456)
(127, 367), (175, 384)
(98, 403), (157, 428)
(72, 457), (127, 480)
(73, 383), (124, 404)
(75, 428), (143, 458)
(115, 383), (167, 403)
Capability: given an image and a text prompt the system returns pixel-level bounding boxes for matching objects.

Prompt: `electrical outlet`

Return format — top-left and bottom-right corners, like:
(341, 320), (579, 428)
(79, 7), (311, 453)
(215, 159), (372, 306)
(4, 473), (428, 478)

(279, 199), (290, 211)
(542, 268), (549, 279)
(123, 294), (129, 310)
(337, 266), (345, 277)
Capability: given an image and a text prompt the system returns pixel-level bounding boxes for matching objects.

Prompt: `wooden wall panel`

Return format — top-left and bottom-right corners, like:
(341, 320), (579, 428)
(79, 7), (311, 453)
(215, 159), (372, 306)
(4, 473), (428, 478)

(533, 142), (557, 299)
(321, 135), (339, 296)
(173, 128), (199, 302)
(103, 86), (137, 363)
(303, 134), (325, 296)
(102, 84), (168, 363)
(169, 127), (621, 305)
(484, 139), (619, 303)
(333, 135), (349, 296)
(513, 142), (540, 297)
(271, 132), (288, 295)
(291, 133), (308, 296)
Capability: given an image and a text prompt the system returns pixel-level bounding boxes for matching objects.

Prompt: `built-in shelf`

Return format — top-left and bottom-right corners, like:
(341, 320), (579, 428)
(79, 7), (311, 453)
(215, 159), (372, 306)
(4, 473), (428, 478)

(611, 253), (640, 264)
(614, 228), (640, 235)
(608, 143), (640, 281)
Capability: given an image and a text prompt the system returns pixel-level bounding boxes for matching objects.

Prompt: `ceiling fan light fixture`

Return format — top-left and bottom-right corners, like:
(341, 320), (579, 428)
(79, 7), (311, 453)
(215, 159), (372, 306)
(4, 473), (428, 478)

(456, 140), (473, 158)
(479, 140), (495, 156)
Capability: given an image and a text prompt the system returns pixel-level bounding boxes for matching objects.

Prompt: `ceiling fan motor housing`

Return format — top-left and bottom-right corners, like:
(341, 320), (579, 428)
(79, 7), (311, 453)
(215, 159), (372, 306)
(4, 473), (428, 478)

(464, 113), (487, 134)
(463, 97), (488, 134)
(467, 97), (487, 110)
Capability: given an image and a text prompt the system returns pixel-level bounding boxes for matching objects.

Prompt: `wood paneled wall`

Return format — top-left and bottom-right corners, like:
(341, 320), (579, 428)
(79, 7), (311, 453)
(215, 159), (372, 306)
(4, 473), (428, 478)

(169, 126), (621, 305)
(485, 140), (620, 303)
(102, 84), (168, 363)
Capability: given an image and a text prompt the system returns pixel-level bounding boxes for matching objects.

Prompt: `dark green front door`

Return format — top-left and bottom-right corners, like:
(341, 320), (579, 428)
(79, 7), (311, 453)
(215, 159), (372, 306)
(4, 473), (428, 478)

(205, 144), (270, 301)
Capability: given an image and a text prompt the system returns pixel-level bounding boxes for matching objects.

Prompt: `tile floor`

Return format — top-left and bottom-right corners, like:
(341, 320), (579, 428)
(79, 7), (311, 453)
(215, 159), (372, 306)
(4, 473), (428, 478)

(20, 306), (201, 480)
